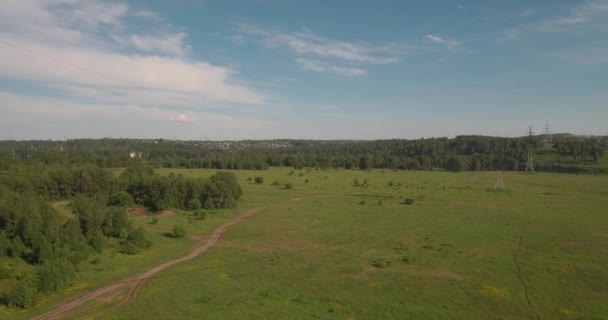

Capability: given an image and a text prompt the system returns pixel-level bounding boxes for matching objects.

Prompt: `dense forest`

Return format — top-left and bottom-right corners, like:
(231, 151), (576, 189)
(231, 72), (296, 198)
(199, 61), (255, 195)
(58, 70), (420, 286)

(0, 165), (242, 309)
(0, 135), (606, 174)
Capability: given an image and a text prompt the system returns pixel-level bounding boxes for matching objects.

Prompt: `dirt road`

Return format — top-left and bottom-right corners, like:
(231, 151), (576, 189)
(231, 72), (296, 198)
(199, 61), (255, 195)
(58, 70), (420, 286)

(33, 199), (301, 320)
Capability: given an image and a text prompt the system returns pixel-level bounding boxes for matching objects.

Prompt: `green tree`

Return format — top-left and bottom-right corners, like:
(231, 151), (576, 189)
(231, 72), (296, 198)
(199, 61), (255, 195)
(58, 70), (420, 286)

(172, 225), (187, 238)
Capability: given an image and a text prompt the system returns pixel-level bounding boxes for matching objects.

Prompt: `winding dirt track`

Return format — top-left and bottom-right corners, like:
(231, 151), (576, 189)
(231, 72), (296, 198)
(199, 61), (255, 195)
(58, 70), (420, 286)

(33, 199), (301, 320)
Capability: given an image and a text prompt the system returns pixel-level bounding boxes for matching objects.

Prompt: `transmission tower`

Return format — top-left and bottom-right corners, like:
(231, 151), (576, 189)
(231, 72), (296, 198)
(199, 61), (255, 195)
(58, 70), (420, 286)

(494, 171), (505, 189)
(544, 121), (552, 146)
(525, 127), (535, 173)
(494, 134), (506, 190)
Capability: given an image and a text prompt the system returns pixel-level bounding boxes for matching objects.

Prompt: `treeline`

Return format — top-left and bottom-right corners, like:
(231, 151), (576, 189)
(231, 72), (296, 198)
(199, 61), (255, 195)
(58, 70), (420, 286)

(0, 135), (606, 173)
(0, 188), (151, 308)
(0, 166), (243, 308)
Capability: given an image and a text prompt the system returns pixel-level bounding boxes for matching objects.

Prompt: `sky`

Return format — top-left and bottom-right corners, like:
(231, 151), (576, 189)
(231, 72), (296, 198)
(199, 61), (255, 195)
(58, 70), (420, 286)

(0, 0), (607, 140)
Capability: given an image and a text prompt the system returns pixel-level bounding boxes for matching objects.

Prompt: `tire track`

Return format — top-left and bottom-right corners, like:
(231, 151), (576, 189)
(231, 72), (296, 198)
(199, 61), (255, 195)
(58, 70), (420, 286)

(33, 199), (302, 320)
(513, 223), (541, 320)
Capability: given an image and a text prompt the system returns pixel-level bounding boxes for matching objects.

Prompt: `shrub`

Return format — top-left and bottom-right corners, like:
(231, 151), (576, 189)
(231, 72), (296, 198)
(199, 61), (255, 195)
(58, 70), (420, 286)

(150, 217), (159, 225)
(352, 178), (360, 187)
(387, 181), (394, 187)
(119, 242), (140, 255)
(107, 191), (134, 207)
(0, 265), (11, 280)
(283, 183), (293, 189)
(403, 198), (415, 205)
(271, 180), (280, 186)
(195, 209), (206, 220)
(254, 177), (264, 184)
(359, 200), (366, 205)
(173, 225), (187, 238)
(370, 259), (391, 269)
(7, 271), (39, 309)
(305, 179), (309, 184)
(188, 198), (202, 210)
(203, 197), (215, 210)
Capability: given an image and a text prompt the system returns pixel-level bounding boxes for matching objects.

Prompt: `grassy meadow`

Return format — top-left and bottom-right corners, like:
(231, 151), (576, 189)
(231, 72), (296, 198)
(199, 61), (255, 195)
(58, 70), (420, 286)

(8, 168), (608, 319)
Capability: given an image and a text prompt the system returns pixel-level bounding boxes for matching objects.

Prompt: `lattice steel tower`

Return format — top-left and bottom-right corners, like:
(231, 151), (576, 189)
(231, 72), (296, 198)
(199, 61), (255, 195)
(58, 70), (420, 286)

(544, 121), (552, 146)
(525, 127), (535, 173)
(494, 135), (506, 189)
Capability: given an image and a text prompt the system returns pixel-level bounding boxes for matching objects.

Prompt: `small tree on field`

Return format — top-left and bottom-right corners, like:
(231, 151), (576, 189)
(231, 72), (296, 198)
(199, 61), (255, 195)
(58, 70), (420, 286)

(173, 225), (187, 238)
(254, 177), (264, 184)
(283, 183), (293, 189)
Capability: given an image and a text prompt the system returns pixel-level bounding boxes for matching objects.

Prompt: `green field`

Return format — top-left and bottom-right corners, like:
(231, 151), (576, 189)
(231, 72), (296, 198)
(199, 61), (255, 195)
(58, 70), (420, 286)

(8, 168), (608, 319)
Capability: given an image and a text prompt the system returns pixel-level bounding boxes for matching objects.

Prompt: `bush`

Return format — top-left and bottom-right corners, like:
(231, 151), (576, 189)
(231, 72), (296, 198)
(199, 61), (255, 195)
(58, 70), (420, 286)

(203, 197), (215, 210)
(283, 183), (293, 190)
(359, 200), (366, 205)
(7, 271), (39, 309)
(271, 180), (280, 186)
(119, 242), (140, 255)
(305, 179), (309, 184)
(107, 191), (134, 207)
(403, 198), (415, 205)
(254, 177), (264, 184)
(195, 209), (206, 220)
(0, 265), (11, 280)
(149, 217), (159, 224)
(173, 225), (187, 238)
(188, 198), (202, 210)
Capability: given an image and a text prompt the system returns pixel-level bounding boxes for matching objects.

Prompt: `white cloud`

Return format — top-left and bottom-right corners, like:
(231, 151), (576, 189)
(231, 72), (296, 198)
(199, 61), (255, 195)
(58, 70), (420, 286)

(174, 113), (195, 123)
(296, 59), (366, 76)
(0, 0), (265, 113)
(130, 32), (190, 56)
(425, 34), (460, 49)
(238, 24), (403, 77)
(545, 1), (608, 27)
(500, 1), (608, 65)
(240, 24), (401, 64)
(504, 1), (608, 39)
(134, 9), (160, 20)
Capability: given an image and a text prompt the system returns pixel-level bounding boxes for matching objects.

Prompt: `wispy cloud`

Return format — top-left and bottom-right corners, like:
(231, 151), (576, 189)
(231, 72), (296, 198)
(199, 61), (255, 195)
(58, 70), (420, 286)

(501, 1), (608, 65)
(425, 34), (460, 49)
(130, 32), (191, 56)
(296, 58), (366, 76)
(544, 1), (608, 27)
(133, 9), (161, 20)
(238, 24), (402, 76)
(504, 1), (608, 39)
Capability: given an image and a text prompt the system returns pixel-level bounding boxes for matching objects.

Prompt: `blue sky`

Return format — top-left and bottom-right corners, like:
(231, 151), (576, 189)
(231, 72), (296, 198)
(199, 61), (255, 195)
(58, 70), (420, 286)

(0, 0), (607, 140)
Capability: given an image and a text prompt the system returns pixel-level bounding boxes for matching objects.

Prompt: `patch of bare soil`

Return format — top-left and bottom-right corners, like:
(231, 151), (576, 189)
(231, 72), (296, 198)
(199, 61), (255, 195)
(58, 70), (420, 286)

(156, 210), (175, 218)
(125, 207), (145, 217)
